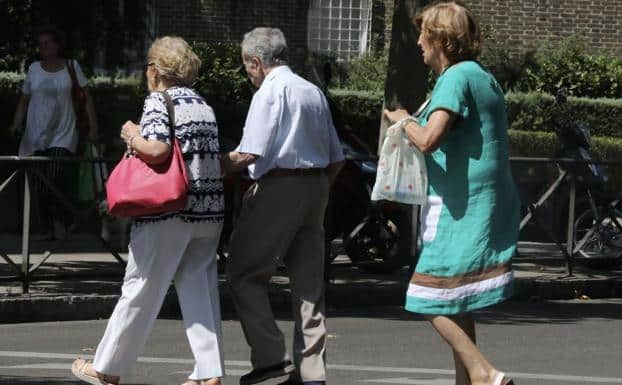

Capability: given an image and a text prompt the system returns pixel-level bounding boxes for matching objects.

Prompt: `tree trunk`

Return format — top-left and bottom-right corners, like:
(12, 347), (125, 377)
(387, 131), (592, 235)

(379, 0), (429, 153)
(378, 0), (431, 266)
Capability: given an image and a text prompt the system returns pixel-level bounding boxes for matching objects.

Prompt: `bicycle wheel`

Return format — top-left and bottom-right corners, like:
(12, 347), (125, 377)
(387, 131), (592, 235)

(573, 206), (622, 266)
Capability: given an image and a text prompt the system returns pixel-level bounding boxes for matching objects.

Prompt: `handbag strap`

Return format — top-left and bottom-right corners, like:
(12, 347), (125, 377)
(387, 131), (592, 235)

(66, 59), (79, 88)
(158, 91), (177, 142)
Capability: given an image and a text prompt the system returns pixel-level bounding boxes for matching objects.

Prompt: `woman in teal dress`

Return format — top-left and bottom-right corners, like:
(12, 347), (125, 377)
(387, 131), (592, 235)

(384, 2), (519, 385)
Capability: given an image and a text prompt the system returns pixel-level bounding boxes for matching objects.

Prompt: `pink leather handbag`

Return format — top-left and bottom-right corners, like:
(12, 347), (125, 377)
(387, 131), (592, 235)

(106, 91), (188, 218)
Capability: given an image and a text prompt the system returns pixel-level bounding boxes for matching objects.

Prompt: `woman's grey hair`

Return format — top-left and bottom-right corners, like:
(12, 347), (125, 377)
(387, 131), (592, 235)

(241, 27), (288, 67)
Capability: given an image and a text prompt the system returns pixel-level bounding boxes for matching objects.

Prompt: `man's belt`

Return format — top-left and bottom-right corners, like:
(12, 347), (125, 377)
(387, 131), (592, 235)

(263, 167), (325, 178)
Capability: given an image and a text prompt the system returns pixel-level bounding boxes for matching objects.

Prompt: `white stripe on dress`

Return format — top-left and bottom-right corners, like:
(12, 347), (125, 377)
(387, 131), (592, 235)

(421, 195), (443, 242)
(407, 271), (514, 301)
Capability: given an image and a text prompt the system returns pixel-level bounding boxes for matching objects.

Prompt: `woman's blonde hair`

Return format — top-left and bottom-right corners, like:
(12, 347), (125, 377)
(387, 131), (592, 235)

(147, 36), (201, 86)
(414, 1), (481, 63)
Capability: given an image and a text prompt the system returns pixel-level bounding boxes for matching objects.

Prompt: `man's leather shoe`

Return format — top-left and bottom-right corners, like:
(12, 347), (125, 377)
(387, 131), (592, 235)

(239, 360), (296, 385)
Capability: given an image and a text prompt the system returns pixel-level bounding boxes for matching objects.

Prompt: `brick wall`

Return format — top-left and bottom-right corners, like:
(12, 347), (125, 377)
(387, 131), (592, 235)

(157, 0), (310, 67)
(461, 0), (622, 57)
(158, 0), (622, 62)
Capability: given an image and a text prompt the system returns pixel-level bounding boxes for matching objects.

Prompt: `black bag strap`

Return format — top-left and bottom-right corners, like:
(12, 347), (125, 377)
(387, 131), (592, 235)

(66, 59), (80, 89)
(158, 90), (176, 142)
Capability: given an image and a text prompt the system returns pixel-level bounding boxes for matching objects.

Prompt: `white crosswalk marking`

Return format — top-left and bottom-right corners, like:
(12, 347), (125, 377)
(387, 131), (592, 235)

(360, 378), (452, 384)
(1, 351), (622, 384)
(0, 363), (71, 370)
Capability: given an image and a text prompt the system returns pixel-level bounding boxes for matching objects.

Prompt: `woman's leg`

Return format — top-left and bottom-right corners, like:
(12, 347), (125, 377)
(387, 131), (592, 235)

(425, 313), (498, 385)
(92, 220), (192, 377)
(451, 313), (476, 385)
(174, 223), (224, 383)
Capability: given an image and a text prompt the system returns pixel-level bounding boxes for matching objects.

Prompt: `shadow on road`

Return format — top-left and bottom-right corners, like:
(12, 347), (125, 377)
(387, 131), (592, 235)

(323, 299), (622, 324)
(0, 375), (148, 385)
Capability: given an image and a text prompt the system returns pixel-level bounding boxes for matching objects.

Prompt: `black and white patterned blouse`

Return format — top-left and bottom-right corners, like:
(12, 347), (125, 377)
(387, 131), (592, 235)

(135, 86), (224, 224)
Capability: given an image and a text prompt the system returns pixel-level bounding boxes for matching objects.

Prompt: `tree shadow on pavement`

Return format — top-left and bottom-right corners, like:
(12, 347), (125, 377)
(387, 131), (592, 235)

(323, 299), (622, 324)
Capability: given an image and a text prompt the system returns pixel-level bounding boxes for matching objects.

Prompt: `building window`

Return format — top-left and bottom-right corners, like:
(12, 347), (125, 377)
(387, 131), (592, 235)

(307, 0), (373, 60)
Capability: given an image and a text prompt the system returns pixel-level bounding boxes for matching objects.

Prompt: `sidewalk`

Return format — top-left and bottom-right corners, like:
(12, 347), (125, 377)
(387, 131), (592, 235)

(1, 240), (621, 323)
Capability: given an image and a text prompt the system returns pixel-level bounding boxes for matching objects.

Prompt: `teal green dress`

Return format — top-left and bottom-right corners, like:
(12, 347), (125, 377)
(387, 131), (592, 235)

(405, 61), (520, 315)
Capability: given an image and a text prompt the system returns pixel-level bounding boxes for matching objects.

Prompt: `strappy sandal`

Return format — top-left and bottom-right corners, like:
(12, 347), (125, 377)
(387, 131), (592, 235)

(492, 371), (515, 385)
(71, 358), (119, 385)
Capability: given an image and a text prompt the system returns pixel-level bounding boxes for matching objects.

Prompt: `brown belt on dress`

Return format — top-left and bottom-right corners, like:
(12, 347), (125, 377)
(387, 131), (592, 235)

(263, 167), (326, 178)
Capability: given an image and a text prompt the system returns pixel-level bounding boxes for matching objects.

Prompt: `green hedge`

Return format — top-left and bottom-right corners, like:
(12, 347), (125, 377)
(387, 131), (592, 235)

(0, 72), (248, 156)
(328, 89), (622, 139)
(2, 71), (622, 164)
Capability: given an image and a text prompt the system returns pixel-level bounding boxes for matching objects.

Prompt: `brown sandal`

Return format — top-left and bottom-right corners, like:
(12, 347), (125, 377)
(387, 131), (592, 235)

(71, 358), (119, 385)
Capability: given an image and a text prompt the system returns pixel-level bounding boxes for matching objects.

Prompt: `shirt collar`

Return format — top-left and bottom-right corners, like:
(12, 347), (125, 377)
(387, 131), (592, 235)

(264, 65), (292, 83)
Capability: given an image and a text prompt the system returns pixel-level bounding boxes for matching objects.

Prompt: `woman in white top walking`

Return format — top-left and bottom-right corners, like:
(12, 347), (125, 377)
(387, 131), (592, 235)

(7, 27), (98, 238)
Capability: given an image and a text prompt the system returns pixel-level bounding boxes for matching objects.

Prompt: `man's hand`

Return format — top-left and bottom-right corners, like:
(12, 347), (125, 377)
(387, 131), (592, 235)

(220, 152), (259, 175)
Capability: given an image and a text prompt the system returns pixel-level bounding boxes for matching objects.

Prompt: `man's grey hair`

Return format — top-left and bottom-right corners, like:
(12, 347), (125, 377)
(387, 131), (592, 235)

(241, 27), (288, 67)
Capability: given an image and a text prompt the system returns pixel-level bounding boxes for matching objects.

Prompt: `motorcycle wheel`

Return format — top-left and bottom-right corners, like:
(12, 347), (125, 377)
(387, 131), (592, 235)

(344, 205), (413, 274)
(574, 206), (622, 267)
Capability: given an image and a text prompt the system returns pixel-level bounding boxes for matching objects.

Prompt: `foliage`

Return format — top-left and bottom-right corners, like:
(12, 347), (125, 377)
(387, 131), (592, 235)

(0, 0), (34, 72)
(506, 92), (622, 138)
(478, 25), (537, 92)
(518, 36), (622, 98)
(328, 88), (622, 139)
(342, 52), (388, 92)
(190, 41), (253, 104)
(0, 1), (152, 75)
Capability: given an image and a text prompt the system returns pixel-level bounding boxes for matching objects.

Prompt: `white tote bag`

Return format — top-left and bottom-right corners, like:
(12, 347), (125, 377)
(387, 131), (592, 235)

(371, 120), (427, 205)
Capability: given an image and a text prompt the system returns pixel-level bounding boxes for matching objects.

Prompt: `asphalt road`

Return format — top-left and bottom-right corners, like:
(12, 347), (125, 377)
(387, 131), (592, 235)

(1, 300), (621, 385)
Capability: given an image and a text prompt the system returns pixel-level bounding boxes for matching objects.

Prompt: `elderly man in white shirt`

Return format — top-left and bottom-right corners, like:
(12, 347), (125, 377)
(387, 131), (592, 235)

(221, 27), (344, 385)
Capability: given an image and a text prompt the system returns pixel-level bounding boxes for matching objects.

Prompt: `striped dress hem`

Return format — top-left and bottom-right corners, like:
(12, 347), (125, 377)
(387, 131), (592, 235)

(405, 269), (515, 315)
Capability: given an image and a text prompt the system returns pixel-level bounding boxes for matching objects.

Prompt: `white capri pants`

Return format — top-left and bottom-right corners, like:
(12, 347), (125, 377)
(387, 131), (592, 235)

(93, 218), (224, 380)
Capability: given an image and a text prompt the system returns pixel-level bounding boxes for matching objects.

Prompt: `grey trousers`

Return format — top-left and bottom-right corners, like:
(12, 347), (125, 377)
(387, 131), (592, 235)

(227, 173), (329, 382)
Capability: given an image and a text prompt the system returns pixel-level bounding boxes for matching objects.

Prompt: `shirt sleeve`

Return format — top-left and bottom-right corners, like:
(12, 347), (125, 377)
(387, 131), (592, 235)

(140, 93), (171, 145)
(21, 64), (33, 95)
(73, 60), (88, 87)
(426, 69), (470, 120)
(237, 87), (281, 157)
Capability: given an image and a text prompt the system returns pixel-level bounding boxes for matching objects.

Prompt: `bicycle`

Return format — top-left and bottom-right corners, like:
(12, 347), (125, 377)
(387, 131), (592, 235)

(519, 88), (622, 270)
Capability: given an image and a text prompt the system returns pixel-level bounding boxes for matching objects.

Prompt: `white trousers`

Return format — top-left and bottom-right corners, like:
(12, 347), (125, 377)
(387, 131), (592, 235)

(93, 218), (224, 380)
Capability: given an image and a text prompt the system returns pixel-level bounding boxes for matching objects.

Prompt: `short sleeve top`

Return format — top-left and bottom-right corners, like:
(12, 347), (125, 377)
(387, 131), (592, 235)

(18, 60), (87, 156)
(134, 86), (224, 224)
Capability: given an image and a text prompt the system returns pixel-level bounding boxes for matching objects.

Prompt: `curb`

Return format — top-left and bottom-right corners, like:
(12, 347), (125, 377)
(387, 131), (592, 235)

(1, 276), (621, 323)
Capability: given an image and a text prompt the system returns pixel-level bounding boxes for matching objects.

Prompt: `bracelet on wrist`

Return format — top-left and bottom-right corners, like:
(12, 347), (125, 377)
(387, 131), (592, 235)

(399, 116), (417, 130)
(128, 135), (137, 149)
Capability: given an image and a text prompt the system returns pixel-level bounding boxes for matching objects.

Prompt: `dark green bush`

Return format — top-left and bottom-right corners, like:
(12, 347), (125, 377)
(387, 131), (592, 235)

(506, 92), (622, 138)
(190, 41), (253, 104)
(342, 52), (388, 92)
(479, 26), (536, 92)
(517, 36), (622, 98)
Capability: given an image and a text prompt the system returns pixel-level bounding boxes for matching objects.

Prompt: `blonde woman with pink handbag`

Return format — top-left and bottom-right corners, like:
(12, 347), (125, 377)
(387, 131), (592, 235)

(71, 36), (225, 385)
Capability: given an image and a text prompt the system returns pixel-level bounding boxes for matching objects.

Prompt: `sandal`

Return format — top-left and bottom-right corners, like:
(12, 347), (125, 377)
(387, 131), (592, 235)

(71, 358), (119, 385)
(492, 371), (515, 385)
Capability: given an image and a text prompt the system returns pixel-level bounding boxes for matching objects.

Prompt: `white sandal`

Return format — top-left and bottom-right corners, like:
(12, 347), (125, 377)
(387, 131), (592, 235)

(492, 371), (515, 385)
(71, 358), (119, 385)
